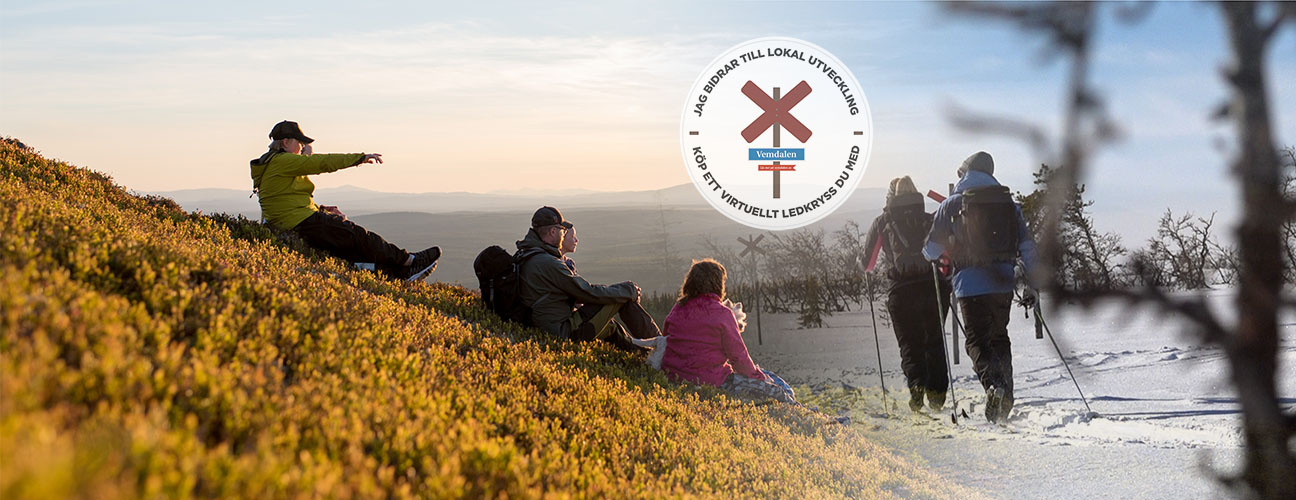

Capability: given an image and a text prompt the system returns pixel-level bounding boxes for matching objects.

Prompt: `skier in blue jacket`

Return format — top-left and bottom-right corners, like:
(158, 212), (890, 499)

(923, 151), (1038, 422)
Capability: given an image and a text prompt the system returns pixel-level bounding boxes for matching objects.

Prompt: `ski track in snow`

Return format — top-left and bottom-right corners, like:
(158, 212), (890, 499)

(745, 288), (1292, 498)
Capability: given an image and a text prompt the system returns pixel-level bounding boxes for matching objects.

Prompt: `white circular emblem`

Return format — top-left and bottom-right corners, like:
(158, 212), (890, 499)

(681, 37), (873, 230)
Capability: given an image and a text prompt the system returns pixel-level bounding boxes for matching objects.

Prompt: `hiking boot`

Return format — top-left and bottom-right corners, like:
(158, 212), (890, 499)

(404, 246), (441, 282)
(1000, 387), (1014, 421)
(908, 387), (925, 413)
(926, 389), (947, 411)
(985, 385), (1006, 423)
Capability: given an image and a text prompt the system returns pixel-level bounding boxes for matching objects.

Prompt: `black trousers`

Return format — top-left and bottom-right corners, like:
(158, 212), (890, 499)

(292, 211), (408, 273)
(958, 293), (1014, 393)
(886, 277), (951, 393)
(573, 301), (661, 352)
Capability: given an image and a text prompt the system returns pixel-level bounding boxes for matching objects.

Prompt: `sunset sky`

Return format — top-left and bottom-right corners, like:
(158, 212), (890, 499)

(2, 1), (1293, 240)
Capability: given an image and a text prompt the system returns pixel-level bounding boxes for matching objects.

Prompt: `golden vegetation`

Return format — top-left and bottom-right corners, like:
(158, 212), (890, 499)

(0, 138), (979, 499)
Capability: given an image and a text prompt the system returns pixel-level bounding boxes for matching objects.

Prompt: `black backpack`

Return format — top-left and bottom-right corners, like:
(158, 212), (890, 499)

(473, 246), (545, 325)
(882, 192), (932, 278)
(953, 185), (1020, 266)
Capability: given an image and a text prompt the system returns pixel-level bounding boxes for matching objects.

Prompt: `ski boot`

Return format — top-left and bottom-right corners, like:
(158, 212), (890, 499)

(985, 385), (1006, 423)
(908, 387), (925, 413)
(1000, 387), (1014, 421)
(926, 389), (946, 411)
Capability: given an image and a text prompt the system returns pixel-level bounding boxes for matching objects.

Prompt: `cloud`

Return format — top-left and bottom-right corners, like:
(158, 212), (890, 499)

(1, 20), (748, 192)
(1, 21), (737, 120)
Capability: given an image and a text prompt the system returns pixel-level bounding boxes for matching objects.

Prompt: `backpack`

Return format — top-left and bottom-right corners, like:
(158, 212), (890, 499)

(882, 192), (932, 278)
(473, 246), (545, 325)
(953, 185), (1020, 266)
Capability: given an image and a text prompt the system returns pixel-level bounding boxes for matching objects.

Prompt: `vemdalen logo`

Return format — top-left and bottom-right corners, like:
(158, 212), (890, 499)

(681, 37), (873, 230)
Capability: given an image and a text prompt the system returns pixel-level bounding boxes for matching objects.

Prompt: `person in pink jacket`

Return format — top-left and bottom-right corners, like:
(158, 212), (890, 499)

(660, 259), (795, 404)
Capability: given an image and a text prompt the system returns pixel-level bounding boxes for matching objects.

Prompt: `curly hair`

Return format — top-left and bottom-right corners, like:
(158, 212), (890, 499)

(677, 258), (727, 305)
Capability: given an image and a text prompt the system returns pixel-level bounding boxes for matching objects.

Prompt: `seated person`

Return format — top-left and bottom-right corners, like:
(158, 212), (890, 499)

(249, 120), (439, 281)
(516, 206), (660, 351)
(659, 259), (795, 404)
(561, 223), (579, 272)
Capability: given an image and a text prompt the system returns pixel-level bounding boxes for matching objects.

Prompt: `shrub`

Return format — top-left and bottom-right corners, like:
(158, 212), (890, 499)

(0, 139), (978, 499)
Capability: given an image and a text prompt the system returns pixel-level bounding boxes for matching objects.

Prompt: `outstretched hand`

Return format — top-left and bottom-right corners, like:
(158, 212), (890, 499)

(360, 153), (383, 164)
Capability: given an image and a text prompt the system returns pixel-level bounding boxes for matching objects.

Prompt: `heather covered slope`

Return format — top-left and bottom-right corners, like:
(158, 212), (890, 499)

(0, 139), (981, 499)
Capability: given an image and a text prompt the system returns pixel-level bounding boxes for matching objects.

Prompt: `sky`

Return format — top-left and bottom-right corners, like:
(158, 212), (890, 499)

(2, 1), (1293, 242)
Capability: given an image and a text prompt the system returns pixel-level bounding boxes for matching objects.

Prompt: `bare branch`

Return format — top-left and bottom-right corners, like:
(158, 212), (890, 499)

(1258, 2), (1296, 44)
(1113, 2), (1156, 25)
(945, 102), (1051, 159)
(1055, 285), (1232, 350)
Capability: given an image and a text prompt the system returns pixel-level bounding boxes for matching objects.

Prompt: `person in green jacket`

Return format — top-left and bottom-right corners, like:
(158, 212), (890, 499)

(516, 206), (660, 351)
(249, 120), (440, 281)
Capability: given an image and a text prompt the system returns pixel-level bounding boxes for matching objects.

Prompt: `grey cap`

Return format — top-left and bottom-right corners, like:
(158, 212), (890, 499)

(957, 151), (994, 177)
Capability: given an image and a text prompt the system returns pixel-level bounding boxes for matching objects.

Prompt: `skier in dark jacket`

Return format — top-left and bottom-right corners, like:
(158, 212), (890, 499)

(516, 206), (660, 351)
(863, 176), (952, 412)
(923, 151), (1038, 423)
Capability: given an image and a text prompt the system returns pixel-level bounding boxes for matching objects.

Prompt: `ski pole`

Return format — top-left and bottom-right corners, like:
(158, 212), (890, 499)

(949, 293), (964, 365)
(931, 263), (959, 423)
(939, 260), (963, 364)
(865, 274), (890, 415)
(1033, 300), (1094, 415)
(1034, 303), (1044, 339)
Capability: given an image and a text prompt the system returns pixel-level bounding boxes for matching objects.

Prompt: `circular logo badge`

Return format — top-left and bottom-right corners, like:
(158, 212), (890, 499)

(681, 37), (873, 230)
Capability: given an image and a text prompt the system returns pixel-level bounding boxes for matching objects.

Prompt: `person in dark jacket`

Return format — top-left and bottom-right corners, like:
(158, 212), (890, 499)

(863, 176), (951, 412)
(249, 120), (440, 281)
(923, 151), (1038, 422)
(516, 206), (660, 351)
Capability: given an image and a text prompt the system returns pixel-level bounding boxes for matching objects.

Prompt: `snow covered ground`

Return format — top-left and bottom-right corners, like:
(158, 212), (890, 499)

(744, 288), (1296, 499)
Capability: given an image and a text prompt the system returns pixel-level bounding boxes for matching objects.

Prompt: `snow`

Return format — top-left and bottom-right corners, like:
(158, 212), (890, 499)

(743, 287), (1295, 499)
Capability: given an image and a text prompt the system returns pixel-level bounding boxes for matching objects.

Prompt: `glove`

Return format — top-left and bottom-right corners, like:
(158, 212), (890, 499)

(1020, 288), (1039, 308)
(937, 255), (953, 277)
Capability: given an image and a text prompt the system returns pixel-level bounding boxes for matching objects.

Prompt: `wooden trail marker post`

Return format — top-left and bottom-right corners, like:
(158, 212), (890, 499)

(773, 87), (781, 198)
(738, 234), (766, 345)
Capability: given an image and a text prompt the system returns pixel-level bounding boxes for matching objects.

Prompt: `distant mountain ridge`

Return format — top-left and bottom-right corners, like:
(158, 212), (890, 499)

(155, 183), (892, 294)
(152, 183), (888, 220)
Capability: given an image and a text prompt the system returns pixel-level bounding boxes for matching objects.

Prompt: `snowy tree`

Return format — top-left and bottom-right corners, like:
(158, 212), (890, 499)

(1017, 163), (1126, 289)
(1132, 210), (1234, 290)
(1279, 146), (1296, 284)
(765, 228), (835, 324)
(701, 224), (876, 327)
(796, 275), (827, 329)
(831, 220), (869, 308)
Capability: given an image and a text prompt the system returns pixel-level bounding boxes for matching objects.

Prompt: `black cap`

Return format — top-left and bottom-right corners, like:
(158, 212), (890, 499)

(531, 206), (573, 229)
(269, 120), (314, 144)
